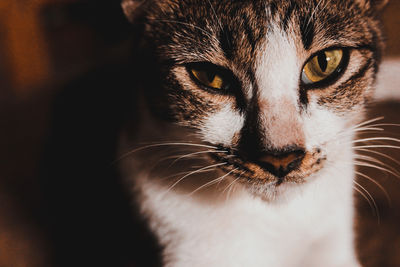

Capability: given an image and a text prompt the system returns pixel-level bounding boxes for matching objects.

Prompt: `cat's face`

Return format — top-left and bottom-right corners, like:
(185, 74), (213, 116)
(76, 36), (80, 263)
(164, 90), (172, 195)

(123, 0), (386, 197)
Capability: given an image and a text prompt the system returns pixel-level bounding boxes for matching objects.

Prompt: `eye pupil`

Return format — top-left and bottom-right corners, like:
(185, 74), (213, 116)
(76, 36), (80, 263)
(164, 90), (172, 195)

(301, 48), (346, 86)
(206, 72), (216, 83)
(318, 53), (328, 72)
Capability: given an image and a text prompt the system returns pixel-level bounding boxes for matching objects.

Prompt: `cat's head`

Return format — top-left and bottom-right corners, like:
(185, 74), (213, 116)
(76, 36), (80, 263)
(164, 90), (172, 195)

(122, 0), (387, 198)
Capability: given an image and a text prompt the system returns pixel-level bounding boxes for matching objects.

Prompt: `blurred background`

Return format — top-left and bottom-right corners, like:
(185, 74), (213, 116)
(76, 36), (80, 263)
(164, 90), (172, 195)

(0, 0), (399, 266)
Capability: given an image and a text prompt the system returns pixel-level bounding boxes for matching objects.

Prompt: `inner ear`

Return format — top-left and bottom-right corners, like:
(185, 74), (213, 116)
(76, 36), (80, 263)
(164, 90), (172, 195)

(121, 0), (148, 23)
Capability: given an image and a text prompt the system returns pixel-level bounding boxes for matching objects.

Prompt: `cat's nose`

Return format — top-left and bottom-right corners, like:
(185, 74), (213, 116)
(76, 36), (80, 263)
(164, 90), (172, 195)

(257, 148), (305, 178)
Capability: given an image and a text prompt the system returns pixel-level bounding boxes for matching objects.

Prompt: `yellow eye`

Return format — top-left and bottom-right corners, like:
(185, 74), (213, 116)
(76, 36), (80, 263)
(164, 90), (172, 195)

(190, 69), (225, 90)
(302, 49), (345, 85)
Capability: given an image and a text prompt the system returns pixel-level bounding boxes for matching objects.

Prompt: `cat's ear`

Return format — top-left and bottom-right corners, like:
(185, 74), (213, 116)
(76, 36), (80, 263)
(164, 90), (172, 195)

(121, 0), (148, 23)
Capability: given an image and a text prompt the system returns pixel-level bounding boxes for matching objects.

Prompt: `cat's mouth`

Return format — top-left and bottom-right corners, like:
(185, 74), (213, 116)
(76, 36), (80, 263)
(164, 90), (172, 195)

(208, 147), (327, 187)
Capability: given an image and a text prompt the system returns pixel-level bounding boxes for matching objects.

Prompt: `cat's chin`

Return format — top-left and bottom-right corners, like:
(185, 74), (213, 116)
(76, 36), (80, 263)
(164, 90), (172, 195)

(239, 178), (310, 202)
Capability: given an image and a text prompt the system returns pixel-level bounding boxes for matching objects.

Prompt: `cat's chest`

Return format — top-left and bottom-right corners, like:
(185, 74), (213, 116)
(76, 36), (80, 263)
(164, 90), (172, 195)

(138, 173), (353, 267)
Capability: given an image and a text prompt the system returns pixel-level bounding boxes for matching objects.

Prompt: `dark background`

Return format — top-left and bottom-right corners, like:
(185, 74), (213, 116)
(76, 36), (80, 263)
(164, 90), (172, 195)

(0, 0), (399, 266)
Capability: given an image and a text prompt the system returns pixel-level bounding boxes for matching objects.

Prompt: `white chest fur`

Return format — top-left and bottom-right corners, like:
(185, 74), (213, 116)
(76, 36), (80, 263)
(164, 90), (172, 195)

(132, 150), (360, 267)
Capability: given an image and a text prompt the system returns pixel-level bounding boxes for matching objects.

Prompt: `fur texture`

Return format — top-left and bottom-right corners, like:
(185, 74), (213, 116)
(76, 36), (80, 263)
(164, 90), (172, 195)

(120, 0), (387, 266)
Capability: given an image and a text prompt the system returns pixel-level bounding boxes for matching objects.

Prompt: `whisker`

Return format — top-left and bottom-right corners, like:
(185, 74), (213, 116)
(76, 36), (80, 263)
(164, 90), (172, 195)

(169, 150), (228, 166)
(356, 148), (400, 167)
(352, 117), (384, 129)
(361, 123), (400, 128)
(152, 153), (205, 168)
(355, 171), (391, 205)
(187, 168), (238, 196)
(139, 142), (218, 150)
(328, 160), (379, 220)
(354, 154), (400, 176)
(159, 168), (217, 181)
(164, 162), (227, 195)
(352, 136), (400, 144)
(335, 117), (385, 141)
(353, 182), (380, 223)
(304, 0), (324, 39)
(114, 142), (218, 163)
(147, 154), (203, 176)
(222, 171), (243, 194)
(335, 125), (385, 141)
(226, 177), (241, 201)
(352, 127), (384, 132)
(315, 0), (331, 21)
(143, 149), (224, 174)
(224, 170), (245, 201)
(354, 160), (400, 179)
(206, 0), (224, 32)
(353, 145), (400, 150)
(333, 118), (384, 139)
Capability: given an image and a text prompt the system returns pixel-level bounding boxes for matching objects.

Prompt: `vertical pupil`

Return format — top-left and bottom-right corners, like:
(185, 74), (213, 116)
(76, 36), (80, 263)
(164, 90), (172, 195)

(206, 72), (216, 83)
(317, 53), (328, 72)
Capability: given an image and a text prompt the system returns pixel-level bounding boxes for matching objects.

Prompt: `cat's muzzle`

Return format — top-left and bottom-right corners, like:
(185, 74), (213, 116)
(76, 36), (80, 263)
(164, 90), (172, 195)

(210, 147), (326, 185)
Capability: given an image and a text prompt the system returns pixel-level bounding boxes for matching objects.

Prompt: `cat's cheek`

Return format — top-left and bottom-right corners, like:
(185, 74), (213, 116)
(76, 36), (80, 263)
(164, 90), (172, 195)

(199, 104), (244, 147)
(303, 103), (360, 172)
(303, 104), (346, 151)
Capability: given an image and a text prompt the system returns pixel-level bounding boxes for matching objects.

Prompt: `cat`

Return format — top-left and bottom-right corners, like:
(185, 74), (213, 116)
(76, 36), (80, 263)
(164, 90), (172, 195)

(119, 0), (388, 266)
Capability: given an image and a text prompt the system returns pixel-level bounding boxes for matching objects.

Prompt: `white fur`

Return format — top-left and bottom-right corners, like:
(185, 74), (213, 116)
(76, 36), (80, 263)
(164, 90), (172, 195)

(255, 26), (306, 148)
(303, 102), (349, 151)
(200, 104), (244, 146)
(134, 140), (359, 267)
(256, 26), (300, 104)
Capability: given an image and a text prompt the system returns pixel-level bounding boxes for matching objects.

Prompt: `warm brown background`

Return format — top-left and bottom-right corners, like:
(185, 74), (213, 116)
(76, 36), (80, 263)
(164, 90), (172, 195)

(0, 1), (400, 267)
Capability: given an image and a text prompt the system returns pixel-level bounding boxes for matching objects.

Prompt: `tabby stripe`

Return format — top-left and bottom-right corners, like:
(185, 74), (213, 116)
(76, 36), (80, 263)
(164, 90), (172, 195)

(346, 58), (374, 82)
(299, 13), (315, 50)
(241, 14), (257, 53)
(329, 58), (373, 100)
(299, 86), (309, 107)
(268, 2), (278, 19)
(219, 26), (234, 60)
(281, 0), (297, 31)
(238, 81), (265, 158)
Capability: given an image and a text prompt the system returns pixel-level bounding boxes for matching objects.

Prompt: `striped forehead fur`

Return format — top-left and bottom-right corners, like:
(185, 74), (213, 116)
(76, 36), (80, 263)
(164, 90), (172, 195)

(143, 0), (383, 57)
(142, 0), (384, 95)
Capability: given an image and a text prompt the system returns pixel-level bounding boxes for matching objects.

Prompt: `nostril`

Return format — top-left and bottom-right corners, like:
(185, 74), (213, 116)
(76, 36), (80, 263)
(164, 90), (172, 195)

(257, 148), (305, 178)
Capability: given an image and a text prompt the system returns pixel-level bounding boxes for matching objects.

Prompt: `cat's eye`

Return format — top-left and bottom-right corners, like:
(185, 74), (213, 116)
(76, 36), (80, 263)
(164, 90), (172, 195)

(188, 64), (230, 91)
(301, 48), (347, 86)
(191, 69), (225, 89)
